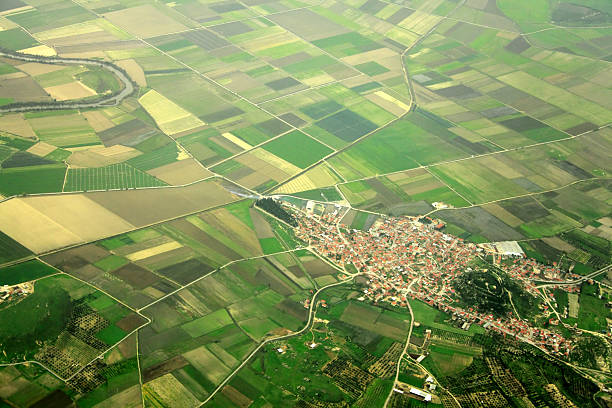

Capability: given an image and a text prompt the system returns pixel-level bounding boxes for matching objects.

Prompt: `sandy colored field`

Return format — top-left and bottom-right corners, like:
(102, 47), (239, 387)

(273, 162), (339, 194)
(542, 237), (575, 252)
(342, 47), (400, 70)
(103, 5), (189, 38)
(44, 81), (96, 101)
(0, 5), (32, 16)
(0, 195), (135, 253)
(568, 293), (579, 318)
(233, 149), (299, 188)
(200, 208), (262, 256)
(18, 45), (56, 57)
(82, 111), (115, 132)
(147, 158), (212, 185)
(366, 91), (409, 116)
(0, 71), (26, 80)
(483, 203), (523, 228)
(250, 208), (274, 239)
(116, 59), (146, 86)
(35, 19), (106, 41)
(90, 384), (141, 408)
(68, 144), (141, 167)
(183, 346), (231, 384)
(139, 90), (205, 135)
(143, 373), (199, 408)
(0, 76), (50, 102)
(87, 178), (239, 227)
(126, 241), (182, 262)
(27, 141), (57, 157)
(16, 62), (65, 76)
(222, 132), (251, 150)
(0, 113), (36, 138)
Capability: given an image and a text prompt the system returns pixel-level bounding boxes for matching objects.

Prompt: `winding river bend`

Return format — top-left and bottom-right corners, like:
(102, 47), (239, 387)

(0, 49), (135, 113)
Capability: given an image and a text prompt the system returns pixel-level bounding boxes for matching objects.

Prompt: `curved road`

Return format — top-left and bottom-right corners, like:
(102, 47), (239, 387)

(0, 50), (135, 113)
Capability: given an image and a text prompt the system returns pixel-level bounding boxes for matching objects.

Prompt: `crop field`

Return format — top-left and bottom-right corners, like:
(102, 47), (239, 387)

(64, 162), (167, 192)
(1, 0), (612, 406)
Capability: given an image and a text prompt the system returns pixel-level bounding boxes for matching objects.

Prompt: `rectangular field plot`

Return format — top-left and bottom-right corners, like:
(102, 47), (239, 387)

(328, 111), (474, 180)
(339, 168), (470, 216)
(64, 163), (167, 192)
(0, 163), (66, 197)
(261, 130), (333, 168)
(314, 109), (379, 143)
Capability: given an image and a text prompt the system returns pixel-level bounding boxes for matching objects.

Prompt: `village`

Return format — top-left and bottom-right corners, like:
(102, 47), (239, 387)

(289, 202), (581, 358)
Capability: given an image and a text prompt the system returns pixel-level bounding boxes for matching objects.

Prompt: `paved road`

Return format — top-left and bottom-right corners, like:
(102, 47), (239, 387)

(0, 50), (135, 113)
(535, 264), (612, 288)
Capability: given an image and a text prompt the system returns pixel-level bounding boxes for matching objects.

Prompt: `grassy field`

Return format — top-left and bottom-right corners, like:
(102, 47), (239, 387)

(261, 130), (333, 168)
(0, 259), (56, 285)
(64, 163), (167, 191)
(0, 164), (66, 196)
(0, 231), (31, 264)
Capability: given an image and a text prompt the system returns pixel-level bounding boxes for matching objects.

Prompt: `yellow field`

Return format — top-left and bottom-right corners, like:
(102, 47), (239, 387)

(35, 19), (105, 41)
(18, 45), (56, 56)
(26, 142), (57, 157)
(384, 27), (419, 47)
(568, 293), (579, 318)
(17, 62), (65, 76)
(147, 158), (212, 185)
(0, 113), (36, 138)
(103, 5), (189, 38)
(143, 374), (200, 408)
(273, 162), (341, 194)
(222, 132), (251, 150)
(365, 91), (409, 116)
(116, 59), (146, 86)
(126, 241), (182, 261)
(82, 111), (116, 132)
(68, 145), (141, 167)
(0, 195), (135, 253)
(44, 81), (96, 101)
(138, 90), (205, 135)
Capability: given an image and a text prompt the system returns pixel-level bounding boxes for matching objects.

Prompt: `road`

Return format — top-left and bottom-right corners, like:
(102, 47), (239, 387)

(198, 272), (360, 406)
(383, 278), (417, 408)
(0, 50), (135, 113)
(535, 264), (612, 288)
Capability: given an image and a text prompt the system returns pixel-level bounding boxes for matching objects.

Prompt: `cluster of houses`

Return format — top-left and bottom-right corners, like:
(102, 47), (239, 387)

(290, 205), (577, 357)
(0, 282), (33, 304)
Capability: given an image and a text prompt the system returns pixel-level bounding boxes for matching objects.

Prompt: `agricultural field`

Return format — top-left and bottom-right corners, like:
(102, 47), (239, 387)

(0, 0), (611, 407)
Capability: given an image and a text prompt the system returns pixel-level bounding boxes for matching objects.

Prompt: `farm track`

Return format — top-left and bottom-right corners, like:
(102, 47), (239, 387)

(0, 50), (135, 113)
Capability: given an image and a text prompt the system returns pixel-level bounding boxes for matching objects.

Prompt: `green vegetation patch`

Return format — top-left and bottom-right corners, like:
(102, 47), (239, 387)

(313, 32), (381, 57)
(64, 163), (167, 192)
(354, 61), (390, 76)
(261, 130), (333, 168)
(300, 100), (343, 120)
(95, 325), (128, 345)
(0, 28), (38, 50)
(0, 231), (31, 264)
(315, 109), (378, 142)
(0, 279), (72, 357)
(0, 259), (55, 285)
(181, 309), (234, 338)
(94, 255), (129, 272)
(0, 164), (66, 196)
(128, 143), (178, 171)
(259, 237), (285, 254)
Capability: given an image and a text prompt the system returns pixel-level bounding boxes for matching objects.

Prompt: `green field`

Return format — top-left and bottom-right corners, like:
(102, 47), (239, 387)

(0, 259), (55, 285)
(0, 231), (31, 264)
(0, 164), (66, 196)
(64, 163), (167, 191)
(261, 130), (333, 168)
